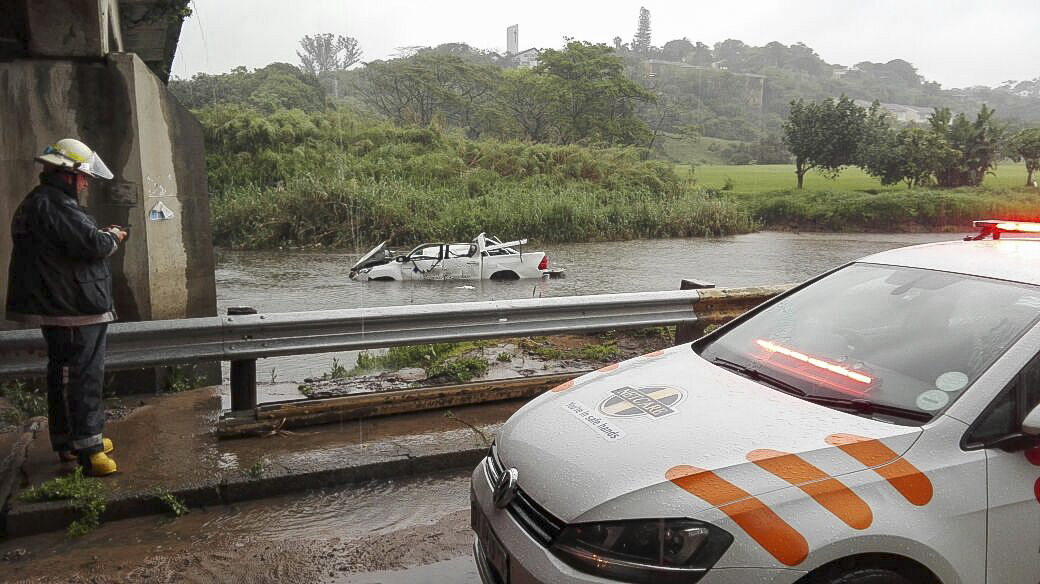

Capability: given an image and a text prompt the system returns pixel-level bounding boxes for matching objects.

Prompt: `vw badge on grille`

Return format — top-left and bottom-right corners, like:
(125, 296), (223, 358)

(493, 467), (519, 509)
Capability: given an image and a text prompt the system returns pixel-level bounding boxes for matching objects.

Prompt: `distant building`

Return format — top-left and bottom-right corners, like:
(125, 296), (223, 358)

(510, 47), (540, 68)
(503, 25), (538, 68)
(507, 24), (518, 55)
(853, 99), (933, 124)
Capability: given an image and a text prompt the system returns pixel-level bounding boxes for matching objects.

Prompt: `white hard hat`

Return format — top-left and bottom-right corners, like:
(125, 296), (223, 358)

(35, 138), (114, 180)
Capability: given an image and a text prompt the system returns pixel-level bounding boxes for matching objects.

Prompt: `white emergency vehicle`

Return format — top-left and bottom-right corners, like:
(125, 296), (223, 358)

(471, 220), (1040, 584)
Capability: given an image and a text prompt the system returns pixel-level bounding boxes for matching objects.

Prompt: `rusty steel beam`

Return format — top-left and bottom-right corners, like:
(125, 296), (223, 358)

(217, 371), (586, 438)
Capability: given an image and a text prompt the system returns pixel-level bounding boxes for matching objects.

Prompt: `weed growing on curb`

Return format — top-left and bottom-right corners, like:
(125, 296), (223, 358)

(164, 366), (208, 393)
(246, 457), (269, 479)
(1, 381), (47, 424)
(496, 352), (513, 362)
(18, 468), (106, 536)
(352, 343), (489, 383)
(157, 490), (189, 517)
(322, 358), (349, 380)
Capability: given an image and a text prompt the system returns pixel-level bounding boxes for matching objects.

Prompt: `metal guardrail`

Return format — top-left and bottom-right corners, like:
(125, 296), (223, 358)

(0, 284), (791, 410)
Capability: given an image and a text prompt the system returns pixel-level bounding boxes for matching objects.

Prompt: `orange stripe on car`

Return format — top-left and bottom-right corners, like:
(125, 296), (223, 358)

(747, 449), (872, 530)
(596, 363), (619, 373)
(826, 434), (932, 506)
(643, 350), (666, 358)
(667, 465), (809, 566)
(550, 380), (574, 393)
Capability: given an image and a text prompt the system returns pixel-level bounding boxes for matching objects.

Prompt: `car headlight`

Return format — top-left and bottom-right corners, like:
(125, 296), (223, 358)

(551, 518), (732, 584)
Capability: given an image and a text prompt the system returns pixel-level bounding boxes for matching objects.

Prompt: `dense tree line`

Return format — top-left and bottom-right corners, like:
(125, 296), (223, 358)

(168, 23), (1040, 172)
(783, 97), (1040, 188)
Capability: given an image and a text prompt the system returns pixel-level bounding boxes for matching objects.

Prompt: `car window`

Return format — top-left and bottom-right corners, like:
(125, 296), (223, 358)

(409, 244), (442, 259)
(967, 352), (1040, 446)
(447, 244), (475, 258)
(698, 263), (1040, 424)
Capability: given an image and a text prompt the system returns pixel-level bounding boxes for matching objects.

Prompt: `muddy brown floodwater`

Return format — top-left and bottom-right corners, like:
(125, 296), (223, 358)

(0, 470), (479, 584)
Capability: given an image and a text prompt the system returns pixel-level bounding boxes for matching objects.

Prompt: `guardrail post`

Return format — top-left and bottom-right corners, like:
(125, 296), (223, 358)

(228, 306), (258, 412)
(675, 279), (715, 344)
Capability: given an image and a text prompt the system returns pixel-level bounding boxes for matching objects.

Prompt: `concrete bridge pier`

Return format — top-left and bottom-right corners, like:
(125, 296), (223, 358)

(0, 0), (218, 392)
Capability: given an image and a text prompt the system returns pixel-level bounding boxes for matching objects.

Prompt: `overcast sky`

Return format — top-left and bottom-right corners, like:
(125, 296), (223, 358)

(171, 0), (1038, 89)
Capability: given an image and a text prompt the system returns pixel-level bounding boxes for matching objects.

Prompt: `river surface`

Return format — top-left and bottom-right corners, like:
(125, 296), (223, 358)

(215, 232), (958, 383)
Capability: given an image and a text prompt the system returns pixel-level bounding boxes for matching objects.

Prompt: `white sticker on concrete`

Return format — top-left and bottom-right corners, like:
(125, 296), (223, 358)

(149, 201), (175, 221)
(561, 400), (625, 441)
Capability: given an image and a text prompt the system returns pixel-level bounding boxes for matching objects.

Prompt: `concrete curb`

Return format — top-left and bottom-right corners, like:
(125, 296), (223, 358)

(3, 435), (491, 538)
(0, 419), (41, 535)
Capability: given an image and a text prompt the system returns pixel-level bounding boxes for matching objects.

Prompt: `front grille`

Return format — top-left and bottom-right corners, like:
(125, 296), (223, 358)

(487, 445), (565, 546)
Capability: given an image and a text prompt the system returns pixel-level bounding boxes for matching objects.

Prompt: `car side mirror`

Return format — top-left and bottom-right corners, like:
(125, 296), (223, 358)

(395, 256), (407, 262)
(1022, 403), (1040, 436)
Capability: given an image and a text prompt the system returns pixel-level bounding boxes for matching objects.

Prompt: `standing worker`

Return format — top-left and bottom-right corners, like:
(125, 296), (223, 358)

(6, 139), (126, 476)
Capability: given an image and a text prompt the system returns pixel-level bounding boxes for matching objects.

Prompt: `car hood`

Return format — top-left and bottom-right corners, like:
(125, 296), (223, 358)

(495, 345), (923, 523)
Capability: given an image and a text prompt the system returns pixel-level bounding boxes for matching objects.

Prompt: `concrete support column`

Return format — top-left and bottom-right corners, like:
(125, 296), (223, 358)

(0, 53), (218, 392)
(25, 0), (121, 58)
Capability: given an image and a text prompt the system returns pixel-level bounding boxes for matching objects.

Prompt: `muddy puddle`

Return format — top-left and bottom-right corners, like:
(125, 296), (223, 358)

(0, 469), (475, 583)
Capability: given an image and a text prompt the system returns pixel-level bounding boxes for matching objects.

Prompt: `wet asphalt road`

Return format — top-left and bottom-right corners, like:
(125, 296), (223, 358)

(0, 470), (481, 583)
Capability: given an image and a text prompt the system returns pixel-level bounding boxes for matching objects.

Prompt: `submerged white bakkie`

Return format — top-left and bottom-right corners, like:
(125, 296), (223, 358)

(471, 219), (1040, 584)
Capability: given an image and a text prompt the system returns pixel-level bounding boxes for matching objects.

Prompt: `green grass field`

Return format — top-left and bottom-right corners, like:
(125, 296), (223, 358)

(680, 163), (1030, 194)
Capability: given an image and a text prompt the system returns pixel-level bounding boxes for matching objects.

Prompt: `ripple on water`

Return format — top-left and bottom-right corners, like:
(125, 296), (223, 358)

(198, 470), (472, 541)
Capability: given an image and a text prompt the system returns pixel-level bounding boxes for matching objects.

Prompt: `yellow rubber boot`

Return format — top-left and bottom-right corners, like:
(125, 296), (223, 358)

(58, 438), (114, 462)
(79, 451), (117, 477)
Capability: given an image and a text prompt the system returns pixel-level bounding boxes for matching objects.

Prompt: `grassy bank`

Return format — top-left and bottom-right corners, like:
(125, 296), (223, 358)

(732, 186), (1040, 231)
(202, 107), (757, 249)
(211, 174), (757, 248)
(686, 163), (1030, 194)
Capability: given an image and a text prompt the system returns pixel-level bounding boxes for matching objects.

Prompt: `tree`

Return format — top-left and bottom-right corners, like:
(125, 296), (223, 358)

(169, 63), (325, 112)
(297, 33), (362, 76)
(1008, 127), (1040, 186)
(535, 41), (655, 145)
(929, 105), (1005, 187)
(782, 96), (868, 188)
(688, 42), (713, 67)
(357, 53), (499, 134)
(498, 69), (555, 142)
(660, 38), (695, 62)
(713, 39), (749, 69)
(632, 7), (652, 55)
(862, 127), (956, 188)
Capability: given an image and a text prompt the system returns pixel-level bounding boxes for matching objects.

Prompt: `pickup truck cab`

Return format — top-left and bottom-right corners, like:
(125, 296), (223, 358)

(471, 220), (1040, 584)
(351, 233), (552, 281)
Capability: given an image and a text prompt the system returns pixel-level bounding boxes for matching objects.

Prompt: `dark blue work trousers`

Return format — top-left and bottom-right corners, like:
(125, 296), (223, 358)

(41, 324), (107, 455)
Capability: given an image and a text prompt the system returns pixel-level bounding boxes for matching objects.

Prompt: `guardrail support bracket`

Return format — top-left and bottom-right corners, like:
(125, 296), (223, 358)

(228, 306), (258, 412)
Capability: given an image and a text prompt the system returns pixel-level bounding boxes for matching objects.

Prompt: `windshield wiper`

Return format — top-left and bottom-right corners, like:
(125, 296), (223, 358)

(712, 358), (932, 422)
(712, 358), (806, 396)
(798, 395), (933, 422)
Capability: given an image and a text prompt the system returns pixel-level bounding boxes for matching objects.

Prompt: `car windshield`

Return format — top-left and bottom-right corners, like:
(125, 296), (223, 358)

(697, 263), (1040, 425)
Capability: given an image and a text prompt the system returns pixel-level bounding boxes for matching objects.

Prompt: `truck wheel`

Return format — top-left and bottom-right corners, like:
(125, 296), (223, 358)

(489, 271), (520, 281)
